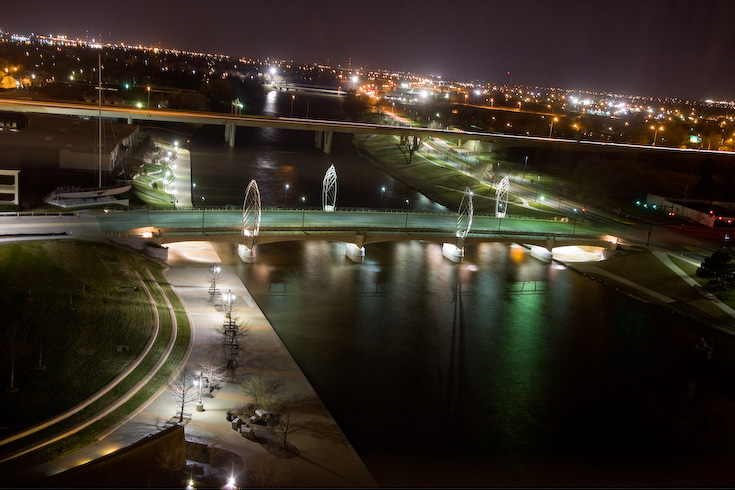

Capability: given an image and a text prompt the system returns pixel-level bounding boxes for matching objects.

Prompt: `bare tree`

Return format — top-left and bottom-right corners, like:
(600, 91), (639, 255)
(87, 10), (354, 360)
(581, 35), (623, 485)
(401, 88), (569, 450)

(156, 439), (186, 479)
(198, 357), (227, 394)
(248, 458), (291, 488)
(398, 134), (423, 165)
(241, 375), (285, 413)
(274, 408), (297, 447)
(207, 263), (223, 296)
(222, 319), (250, 369)
(168, 367), (199, 422)
(1, 323), (30, 392)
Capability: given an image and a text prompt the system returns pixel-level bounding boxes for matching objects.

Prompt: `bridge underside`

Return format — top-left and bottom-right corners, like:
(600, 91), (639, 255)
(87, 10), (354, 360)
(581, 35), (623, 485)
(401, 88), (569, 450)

(120, 227), (617, 251)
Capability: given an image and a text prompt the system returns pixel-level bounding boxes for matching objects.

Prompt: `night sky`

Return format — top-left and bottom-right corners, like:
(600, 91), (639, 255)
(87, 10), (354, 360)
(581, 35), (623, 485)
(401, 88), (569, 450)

(4, 0), (735, 100)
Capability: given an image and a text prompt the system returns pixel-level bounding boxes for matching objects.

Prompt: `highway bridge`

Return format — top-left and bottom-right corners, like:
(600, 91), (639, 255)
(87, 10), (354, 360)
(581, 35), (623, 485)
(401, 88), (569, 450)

(2, 97), (733, 157)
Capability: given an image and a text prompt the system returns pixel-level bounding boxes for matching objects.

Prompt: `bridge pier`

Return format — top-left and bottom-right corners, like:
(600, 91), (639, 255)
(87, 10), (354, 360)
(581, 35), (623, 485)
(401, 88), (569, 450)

(345, 243), (365, 263)
(127, 115), (133, 124)
(224, 121), (236, 147)
(237, 244), (255, 263)
(442, 243), (464, 263)
(314, 130), (333, 154)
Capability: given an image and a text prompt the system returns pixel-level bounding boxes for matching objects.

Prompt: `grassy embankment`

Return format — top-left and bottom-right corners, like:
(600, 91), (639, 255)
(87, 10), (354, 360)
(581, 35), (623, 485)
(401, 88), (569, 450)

(0, 240), (190, 471)
(354, 125), (734, 329)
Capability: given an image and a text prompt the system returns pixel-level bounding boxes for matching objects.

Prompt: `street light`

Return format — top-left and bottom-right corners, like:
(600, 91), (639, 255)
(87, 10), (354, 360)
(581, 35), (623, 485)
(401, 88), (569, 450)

(405, 199), (410, 229)
(224, 289), (235, 321)
(290, 95), (295, 117)
(549, 117), (558, 138)
(146, 86), (151, 113)
(284, 183), (289, 207)
(651, 125), (664, 145)
(301, 196), (306, 227)
(380, 186), (386, 207)
(194, 372), (204, 411)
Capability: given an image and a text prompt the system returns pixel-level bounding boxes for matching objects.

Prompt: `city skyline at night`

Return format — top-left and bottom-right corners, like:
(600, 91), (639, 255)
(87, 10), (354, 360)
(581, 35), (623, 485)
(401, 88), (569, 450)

(2, 0), (735, 100)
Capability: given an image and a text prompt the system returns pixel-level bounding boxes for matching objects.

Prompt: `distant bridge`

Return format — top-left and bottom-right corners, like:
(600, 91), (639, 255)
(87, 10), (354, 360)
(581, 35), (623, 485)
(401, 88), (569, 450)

(2, 97), (732, 157)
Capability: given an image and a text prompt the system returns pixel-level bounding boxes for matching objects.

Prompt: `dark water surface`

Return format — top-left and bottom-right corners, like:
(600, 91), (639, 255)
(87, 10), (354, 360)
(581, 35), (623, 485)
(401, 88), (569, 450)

(192, 92), (735, 487)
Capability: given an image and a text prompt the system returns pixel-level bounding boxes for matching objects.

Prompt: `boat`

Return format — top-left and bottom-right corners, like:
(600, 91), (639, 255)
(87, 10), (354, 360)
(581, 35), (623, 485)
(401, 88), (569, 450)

(45, 52), (131, 209)
(43, 184), (132, 208)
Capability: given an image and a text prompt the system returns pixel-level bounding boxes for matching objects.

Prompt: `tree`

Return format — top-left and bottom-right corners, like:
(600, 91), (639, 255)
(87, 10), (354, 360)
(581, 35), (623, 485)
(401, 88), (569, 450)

(168, 367), (199, 422)
(696, 250), (735, 284)
(198, 357), (227, 394)
(222, 317), (250, 369)
(340, 91), (370, 121)
(274, 408), (297, 448)
(398, 134), (423, 165)
(207, 263), (223, 296)
(1, 322), (30, 392)
(241, 375), (285, 413)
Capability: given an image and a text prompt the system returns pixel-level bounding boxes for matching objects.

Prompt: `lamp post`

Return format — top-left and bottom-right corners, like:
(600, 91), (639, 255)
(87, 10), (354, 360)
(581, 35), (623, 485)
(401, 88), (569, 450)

(306, 99), (310, 118)
(549, 117), (558, 138)
(405, 199), (410, 229)
(380, 186), (386, 207)
(651, 125), (663, 146)
(146, 86), (151, 114)
(290, 95), (295, 117)
(284, 183), (289, 207)
(301, 196), (306, 227)
(194, 372), (204, 411)
(224, 289), (235, 322)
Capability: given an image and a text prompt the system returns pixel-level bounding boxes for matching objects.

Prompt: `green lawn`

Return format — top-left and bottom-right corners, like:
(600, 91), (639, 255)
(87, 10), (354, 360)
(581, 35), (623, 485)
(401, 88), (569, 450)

(0, 241), (157, 434)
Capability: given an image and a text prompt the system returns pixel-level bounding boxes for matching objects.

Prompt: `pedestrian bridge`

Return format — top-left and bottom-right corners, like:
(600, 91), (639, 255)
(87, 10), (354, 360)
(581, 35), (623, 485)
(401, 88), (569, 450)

(99, 208), (618, 262)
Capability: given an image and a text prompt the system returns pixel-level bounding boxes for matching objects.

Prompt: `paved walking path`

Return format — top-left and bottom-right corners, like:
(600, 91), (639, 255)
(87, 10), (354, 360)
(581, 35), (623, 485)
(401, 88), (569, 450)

(32, 242), (376, 488)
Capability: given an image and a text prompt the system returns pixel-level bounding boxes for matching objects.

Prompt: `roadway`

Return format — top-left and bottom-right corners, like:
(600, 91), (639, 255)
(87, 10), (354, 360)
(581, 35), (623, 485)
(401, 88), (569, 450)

(2, 97), (734, 157)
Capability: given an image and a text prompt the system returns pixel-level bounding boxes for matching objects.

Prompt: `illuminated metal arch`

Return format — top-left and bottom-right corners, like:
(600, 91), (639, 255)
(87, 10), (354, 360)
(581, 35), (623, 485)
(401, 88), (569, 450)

(456, 187), (474, 248)
(242, 179), (261, 249)
(322, 164), (337, 212)
(495, 176), (509, 218)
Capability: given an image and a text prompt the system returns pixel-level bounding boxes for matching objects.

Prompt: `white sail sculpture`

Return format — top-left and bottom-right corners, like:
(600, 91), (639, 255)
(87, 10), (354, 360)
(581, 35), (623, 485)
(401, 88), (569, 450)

(322, 164), (337, 212)
(443, 187), (474, 263)
(238, 179), (261, 263)
(495, 176), (509, 218)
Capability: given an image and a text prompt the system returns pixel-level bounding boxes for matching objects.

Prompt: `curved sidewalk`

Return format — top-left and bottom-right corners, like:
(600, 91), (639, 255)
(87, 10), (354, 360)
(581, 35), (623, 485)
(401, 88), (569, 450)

(32, 244), (376, 487)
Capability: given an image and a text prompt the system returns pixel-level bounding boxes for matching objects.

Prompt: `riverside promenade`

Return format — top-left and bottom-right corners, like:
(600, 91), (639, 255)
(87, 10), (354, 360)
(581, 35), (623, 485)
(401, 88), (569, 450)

(33, 242), (376, 488)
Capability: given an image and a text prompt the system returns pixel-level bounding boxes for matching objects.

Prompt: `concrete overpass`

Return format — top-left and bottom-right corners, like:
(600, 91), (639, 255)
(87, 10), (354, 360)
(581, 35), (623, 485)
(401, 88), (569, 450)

(2, 98), (732, 157)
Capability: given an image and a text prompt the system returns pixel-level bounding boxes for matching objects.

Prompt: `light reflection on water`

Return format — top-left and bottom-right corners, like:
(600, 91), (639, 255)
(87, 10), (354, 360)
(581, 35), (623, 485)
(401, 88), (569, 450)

(219, 239), (735, 487)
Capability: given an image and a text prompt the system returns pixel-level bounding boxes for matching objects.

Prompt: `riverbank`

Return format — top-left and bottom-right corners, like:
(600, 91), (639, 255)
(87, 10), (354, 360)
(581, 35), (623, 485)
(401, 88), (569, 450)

(566, 248), (735, 336)
(354, 131), (735, 335)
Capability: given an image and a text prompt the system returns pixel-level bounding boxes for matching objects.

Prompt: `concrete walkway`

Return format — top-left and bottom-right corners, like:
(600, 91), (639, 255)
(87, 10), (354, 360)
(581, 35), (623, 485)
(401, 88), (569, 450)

(32, 243), (376, 488)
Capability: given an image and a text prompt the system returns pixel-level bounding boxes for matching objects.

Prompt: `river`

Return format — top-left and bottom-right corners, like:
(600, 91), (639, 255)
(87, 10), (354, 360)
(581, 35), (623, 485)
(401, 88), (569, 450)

(189, 91), (735, 487)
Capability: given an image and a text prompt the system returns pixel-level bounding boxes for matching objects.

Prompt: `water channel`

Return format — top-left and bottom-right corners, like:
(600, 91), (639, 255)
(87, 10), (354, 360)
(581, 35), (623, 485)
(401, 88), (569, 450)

(185, 91), (735, 487)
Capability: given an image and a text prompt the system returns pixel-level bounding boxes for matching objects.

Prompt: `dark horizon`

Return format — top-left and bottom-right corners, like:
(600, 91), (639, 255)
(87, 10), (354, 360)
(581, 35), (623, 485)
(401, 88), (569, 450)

(3, 0), (735, 101)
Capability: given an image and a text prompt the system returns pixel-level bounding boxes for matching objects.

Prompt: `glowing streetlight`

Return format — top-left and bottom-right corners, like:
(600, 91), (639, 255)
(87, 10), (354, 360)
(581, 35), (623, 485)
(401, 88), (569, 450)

(380, 186), (386, 207)
(651, 125), (664, 145)
(405, 199), (410, 228)
(290, 95), (295, 117)
(283, 183), (289, 207)
(146, 86), (151, 113)
(549, 117), (558, 138)
(301, 196), (307, 227)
